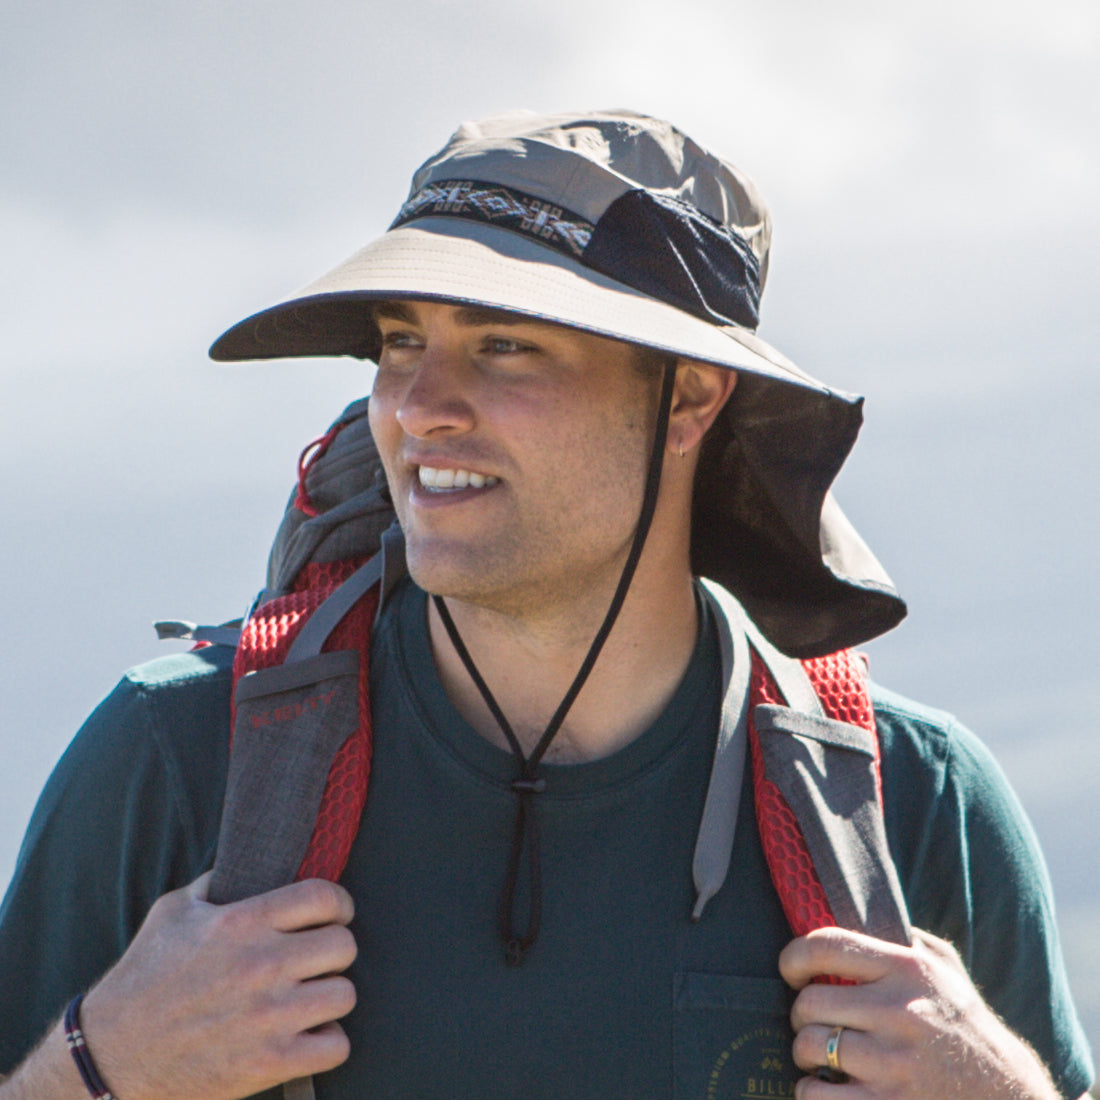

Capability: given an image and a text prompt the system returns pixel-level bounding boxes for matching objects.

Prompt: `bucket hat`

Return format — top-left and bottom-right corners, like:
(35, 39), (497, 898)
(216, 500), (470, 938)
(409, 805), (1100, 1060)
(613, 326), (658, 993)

(211, 109), (906, 656)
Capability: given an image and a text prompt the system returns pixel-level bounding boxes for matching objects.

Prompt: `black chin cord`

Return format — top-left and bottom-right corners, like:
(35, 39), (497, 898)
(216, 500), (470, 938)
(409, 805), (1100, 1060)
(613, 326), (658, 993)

(433, 361), (678, 966)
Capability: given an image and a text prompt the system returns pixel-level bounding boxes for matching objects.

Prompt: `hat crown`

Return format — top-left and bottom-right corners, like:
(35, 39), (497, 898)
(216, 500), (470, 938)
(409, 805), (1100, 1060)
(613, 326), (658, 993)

(409, 109), (772, 286)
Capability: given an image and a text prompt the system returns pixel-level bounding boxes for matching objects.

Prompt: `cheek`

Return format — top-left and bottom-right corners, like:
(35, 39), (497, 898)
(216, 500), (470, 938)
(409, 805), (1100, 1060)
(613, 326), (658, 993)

(367, 390), (403, 477)
(368, 376), (399, 438)
(553, 412), (651, 516)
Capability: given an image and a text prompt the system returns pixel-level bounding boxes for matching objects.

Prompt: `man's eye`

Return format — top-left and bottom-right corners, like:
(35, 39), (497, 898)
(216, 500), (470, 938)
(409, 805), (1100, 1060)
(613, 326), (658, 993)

(379, 330), (420, 350)
(484, 336), (532, 355)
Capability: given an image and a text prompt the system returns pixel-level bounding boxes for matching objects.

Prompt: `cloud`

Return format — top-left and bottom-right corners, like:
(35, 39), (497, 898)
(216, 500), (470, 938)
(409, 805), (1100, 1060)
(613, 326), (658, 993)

(538, 0), (1098, 230)
(1, 0), (569, 223)
(6, 0), (1096, 233)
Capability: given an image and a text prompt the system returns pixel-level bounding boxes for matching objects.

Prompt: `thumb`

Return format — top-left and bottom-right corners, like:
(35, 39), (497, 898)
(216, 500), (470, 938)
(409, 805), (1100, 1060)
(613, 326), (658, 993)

(186, 870), (214, 903)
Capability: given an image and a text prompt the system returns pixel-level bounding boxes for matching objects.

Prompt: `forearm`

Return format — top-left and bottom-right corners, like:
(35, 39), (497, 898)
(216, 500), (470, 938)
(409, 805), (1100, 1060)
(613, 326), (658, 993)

(0, 1016), (90, 1100)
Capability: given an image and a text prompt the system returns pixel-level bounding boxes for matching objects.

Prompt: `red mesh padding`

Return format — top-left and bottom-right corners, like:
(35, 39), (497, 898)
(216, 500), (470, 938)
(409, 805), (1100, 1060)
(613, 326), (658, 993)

(748, 647), (878, 941)
(231, 558), (376, 884)
(802, 649), (881, 796)
(749, 655), (834, 937)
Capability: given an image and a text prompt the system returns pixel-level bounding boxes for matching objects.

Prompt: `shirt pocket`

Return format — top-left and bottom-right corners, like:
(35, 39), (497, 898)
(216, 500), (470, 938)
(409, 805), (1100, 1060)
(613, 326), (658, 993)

(673, 972), (799, 1100)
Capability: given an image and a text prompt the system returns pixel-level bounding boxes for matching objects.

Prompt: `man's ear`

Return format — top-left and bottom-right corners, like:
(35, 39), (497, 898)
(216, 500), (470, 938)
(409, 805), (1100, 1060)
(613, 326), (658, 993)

(667, 360), (737, 457)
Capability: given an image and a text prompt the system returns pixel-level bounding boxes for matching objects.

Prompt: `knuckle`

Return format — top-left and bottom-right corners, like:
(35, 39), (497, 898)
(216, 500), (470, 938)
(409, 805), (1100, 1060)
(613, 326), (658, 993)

(806, 925), (847, 952)
(207, 899), (252, 940)
(876, 1044), (914, 1089)
(778, 936), (813, 984)
(331, 975), (358, 1017)
(293, 876), (327, 906)
(249, 985), (288, 1032)
(285, 1021), (353, 1077)
(794, 1076), (823, 1100)
(306, 975), (358, 1020)
(145, 891), (171, 920)
(914, 926), (960, 960)
(790, 1027), (819, 1071)
(145, 887), (187, 929)
(315, 1023), (352, 1070)
(883, 945), (931, 991)
(790, 983), (830, 1028)
(299, 877), (347, 919)
(248, 944), (290, 988)
(886, 997), (937, 1046)
(913, 956), (941, 990)
(259, 1032), (302, 1083)
(782, 927), (847, 980)
(332, 925), (359, 966)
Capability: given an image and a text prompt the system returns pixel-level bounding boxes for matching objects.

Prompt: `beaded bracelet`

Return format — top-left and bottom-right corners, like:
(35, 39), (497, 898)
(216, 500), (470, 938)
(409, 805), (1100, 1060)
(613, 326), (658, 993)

(63, 995), (118, 1100)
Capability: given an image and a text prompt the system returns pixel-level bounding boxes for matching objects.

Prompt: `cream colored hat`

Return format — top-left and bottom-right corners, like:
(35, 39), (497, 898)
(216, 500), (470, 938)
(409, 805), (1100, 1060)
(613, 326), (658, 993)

(211, 109), (905, 655)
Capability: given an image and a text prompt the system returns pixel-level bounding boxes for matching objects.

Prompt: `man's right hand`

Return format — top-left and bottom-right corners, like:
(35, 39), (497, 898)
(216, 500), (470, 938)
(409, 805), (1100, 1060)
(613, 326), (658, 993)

(75, 873), (358, 1100)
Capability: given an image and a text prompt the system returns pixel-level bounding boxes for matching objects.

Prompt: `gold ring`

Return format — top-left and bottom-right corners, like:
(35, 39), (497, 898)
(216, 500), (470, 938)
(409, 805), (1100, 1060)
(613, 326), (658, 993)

(825, 1025), (845, 1074)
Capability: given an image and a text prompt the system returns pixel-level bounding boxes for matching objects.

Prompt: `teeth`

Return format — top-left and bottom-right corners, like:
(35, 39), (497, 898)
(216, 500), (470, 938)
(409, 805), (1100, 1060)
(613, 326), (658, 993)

(418, 466), (498, 491)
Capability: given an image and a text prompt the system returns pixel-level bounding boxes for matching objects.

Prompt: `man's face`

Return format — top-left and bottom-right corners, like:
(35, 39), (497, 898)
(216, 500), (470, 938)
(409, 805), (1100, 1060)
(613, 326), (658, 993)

(368, 299), (661, 617)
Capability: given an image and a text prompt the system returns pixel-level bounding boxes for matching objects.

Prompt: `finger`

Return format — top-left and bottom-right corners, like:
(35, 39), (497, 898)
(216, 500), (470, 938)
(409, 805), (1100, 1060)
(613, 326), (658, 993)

(292, 975), (358, 1032)
(911, 926), (965, 966)
(293, 1020), (353, 1076)
(282, 924), (359, 982)
(141, 871), (212, 921)
(187, 869), (214, 902)
(792, 1023), (870, 1080)
(794, 1073), (870, 1100)
(273, 1021), (353, 1083)
(780, 927), (900, 989)
(788, 978), (887, 1034)
(243, 878), (356, 932)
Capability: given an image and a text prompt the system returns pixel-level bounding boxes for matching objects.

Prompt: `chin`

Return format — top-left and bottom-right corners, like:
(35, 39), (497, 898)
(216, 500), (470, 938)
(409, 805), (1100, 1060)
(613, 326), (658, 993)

(404, 539), (500, 601)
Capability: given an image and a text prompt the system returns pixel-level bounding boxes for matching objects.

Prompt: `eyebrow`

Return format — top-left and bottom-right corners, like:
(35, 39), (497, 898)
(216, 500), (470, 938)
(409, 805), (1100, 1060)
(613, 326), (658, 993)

(453, 306), (538, 328)
(372, 300), (548, 329)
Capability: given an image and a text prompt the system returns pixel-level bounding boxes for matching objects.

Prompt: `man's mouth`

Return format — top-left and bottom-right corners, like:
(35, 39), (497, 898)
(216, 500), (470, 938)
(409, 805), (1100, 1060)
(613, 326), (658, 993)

(417, 466), (500, 492)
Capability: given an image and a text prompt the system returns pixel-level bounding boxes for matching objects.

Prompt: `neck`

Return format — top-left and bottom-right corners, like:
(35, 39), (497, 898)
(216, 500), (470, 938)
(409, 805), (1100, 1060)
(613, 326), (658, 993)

(427, 551), (699, 764)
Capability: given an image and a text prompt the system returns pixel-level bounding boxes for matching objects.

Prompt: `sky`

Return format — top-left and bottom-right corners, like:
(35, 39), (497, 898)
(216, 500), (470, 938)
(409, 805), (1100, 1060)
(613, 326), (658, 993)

(2, 0), (1098, 1052)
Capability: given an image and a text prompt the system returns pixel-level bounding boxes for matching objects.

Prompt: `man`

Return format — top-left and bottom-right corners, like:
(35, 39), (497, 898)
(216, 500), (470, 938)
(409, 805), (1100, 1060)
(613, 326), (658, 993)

(0, 110), (1092, 1098)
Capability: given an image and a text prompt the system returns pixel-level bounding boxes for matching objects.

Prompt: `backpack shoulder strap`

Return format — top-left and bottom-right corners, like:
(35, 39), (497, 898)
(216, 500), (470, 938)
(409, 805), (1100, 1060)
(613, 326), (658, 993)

(750, 648), (912, 946)
(207, 554), (381, 906)
(212, 535), (406, 1100)
(177, 404), (396, 1100)
(696, 579), (911, 946)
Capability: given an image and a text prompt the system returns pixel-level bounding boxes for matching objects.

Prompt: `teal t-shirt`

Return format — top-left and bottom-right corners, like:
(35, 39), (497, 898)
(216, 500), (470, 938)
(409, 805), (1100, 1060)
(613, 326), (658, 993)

(0, 579), (1093, 1098)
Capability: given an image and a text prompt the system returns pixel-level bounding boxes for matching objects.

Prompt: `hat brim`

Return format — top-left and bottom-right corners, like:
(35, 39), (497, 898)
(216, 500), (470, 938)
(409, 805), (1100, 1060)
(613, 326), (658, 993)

(211, 219), (824, 393)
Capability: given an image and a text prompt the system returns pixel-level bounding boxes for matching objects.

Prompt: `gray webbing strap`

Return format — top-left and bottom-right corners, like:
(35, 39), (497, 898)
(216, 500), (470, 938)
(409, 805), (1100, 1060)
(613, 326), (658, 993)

(152, 620), (243, 647)
(286, 555), (383, 663)
(754, 705), (912, 945)
(740, 614), (824, 720)
(377, 523), (408, 617)
(693, 579), (823, 919)
(692, 581), (753, 919)
(283, 1075), (316, 1100)
(284, 523), (405, 664)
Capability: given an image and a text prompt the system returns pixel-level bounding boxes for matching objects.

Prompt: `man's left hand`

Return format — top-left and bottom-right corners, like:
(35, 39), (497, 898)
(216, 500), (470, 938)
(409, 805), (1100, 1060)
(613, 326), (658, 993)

(779, 926), (1065, 1099)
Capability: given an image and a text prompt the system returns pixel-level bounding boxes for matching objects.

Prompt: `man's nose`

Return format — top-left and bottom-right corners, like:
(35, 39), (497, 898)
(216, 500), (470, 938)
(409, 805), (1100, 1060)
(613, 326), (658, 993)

(394, 349), (476, 438)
